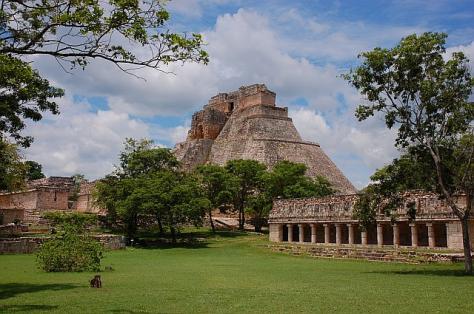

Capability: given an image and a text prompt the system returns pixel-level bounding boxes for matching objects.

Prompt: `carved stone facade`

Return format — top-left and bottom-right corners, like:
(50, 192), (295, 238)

(268, 192), (473, 250)
(173, 84), (356, 194)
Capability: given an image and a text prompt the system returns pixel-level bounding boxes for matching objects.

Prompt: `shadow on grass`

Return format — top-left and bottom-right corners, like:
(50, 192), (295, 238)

(366, 269), (470, 277)
(0, 283), (78, 300)
(134, 230), (251, 250)
(0, 304), (59, 312)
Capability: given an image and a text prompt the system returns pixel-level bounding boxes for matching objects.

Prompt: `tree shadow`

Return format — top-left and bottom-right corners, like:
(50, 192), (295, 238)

(0, 304), (59, 312)
(366, 269), (470, 277)
(134, 230), (251, 249)
(0, 283), (79, 300)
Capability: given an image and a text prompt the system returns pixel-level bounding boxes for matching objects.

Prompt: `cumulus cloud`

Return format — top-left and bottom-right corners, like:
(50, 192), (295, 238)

(25, 6), (436, 186)
(22, 97), (187, 179)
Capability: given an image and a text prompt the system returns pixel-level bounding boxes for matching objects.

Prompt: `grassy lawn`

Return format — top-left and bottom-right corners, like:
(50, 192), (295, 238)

(1, 230), (473, 313)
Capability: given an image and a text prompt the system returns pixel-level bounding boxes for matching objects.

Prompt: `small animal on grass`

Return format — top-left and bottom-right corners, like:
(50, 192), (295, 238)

(90, 275), (102, 288)
(105, 265), (114, 271)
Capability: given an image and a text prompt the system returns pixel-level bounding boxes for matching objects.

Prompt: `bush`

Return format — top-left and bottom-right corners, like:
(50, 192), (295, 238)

(36, 212), (103, 272)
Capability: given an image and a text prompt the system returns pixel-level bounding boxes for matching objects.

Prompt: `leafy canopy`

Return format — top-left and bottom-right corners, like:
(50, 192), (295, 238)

(36, 212), (103, 272)
(0, 1), (208, 147)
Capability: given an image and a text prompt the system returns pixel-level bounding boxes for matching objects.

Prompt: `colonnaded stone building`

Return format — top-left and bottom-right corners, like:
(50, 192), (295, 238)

(268, 193), (473, 250)
(173, 84), (356, 194)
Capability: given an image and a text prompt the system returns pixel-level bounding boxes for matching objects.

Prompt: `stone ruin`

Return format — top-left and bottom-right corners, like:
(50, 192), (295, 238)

(173, 84), (356, 194)
(0, 177), (103, 225)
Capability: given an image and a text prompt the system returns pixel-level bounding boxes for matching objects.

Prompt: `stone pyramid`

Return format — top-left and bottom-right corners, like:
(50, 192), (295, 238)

(173, 84), (356, 194)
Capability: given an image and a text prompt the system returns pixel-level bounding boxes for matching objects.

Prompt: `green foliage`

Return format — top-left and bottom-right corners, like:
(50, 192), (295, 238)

(344, 32), (474, 273)
(95, 138), (207, 241)
(194, 164), (239, 231)
(0, 139), (27, 191)
(68, 173), (85, 202)
(225, 159), (267, 230)
(0, 0), (209, 70)
(36, 212), (103, 272)
(1, 1), (208, 147)
(225, 160), (335, 232)
(0, 54), (63, 147)
(119, 138), (180, 177)
(353, 186), (378, 231)
(25, 161), (46, 180)
(344, 32), (473, 149)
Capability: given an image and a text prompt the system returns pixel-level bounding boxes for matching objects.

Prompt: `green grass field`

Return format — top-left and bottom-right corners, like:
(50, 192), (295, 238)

(1, 230), (473, 313)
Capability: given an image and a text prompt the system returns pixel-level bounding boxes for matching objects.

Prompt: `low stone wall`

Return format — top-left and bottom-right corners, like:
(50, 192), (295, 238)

(0, 234), (126, 254)
(268, 243), (464, 264)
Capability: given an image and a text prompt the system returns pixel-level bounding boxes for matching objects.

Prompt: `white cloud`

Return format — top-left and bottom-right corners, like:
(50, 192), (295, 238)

(22, 97), (180, 179)
(24, 7), (422, 186)
(446, 41), (474, 72)
(168, 0), (203, 18)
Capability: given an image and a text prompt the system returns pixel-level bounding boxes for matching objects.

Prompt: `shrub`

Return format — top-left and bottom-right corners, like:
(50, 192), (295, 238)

(36, 212), (103, 272)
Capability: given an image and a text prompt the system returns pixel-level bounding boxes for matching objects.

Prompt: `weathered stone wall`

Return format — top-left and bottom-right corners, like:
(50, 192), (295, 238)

(0, 209), (24, 224)
(0, 234), (126, 254)
(0, 190), (38, 210)
(188, 108), (228, 140)
(172, 139), (214, 170)
(36, 189), (69, 210)
(446, 220), (474, 249)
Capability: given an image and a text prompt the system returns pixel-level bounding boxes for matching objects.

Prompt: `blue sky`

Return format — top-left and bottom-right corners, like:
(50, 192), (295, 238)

(24, 0), (474, 189)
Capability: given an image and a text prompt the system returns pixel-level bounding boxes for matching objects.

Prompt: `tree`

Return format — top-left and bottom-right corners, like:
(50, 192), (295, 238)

(247, 161), (335, 232)
(0, 54), (63, 147)
(95, 139), (180, 238)
(344, 32), (474, 273)
(195, 164), (238, 232)
(225, 160), (267, 230)
(94, 138), (209, 242)
(25, 161), (46, 180)
(140, 171), (209, 243)
(119, 138), (179, 178)
(1, 0), (208, 147)
(36, 212), (103, 272)
(0, 138), (27, 191)
(68, 173), (85, 202)
(263, 161), (335, 199)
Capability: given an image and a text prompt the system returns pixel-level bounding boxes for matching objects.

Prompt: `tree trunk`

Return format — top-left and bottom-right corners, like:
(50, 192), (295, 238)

(461, 218), (473, 274)
(254, 218), (261, 233)
(157, 215), (164, 235)
(237, 203), (244, 230)
(428, 145), (473, 274)
(170, 226), (177, 244)
(209, 210), (215, 232)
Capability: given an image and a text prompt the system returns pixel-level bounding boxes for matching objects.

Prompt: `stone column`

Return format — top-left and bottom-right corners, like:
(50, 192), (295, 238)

(335, 223), (342, 245)
(347, 224), (354, 245)
(324, 224), (330, 244)
(287, 224), (293, 243)
(298, 224), (304, 243)
(427, 223), (435, 248)
(409, 223), (418, 248)
(377, 223), (383, 247)
(311, 224), (317, 244)
(361, 230), (367, 246)
(393, 223), (400, 247)
(278, 224), (284, 242)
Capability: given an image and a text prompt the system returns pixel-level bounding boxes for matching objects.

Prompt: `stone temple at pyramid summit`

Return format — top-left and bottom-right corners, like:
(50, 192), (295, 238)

(173, 84), (356, 195)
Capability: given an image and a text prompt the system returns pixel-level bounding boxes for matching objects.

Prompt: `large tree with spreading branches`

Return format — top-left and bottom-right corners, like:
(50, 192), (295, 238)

(344, 32), (474, 273)
(0, 0), (208, 147)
